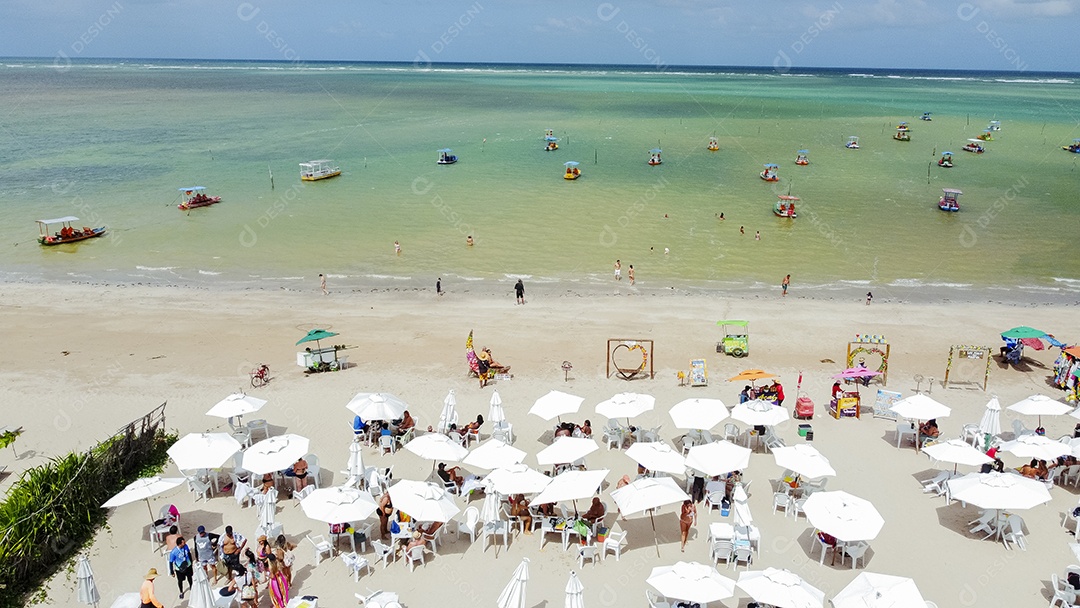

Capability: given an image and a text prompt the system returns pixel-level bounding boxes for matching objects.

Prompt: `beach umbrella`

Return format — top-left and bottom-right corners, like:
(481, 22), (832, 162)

(206, 392), (267, 420)
(387, 479), (460, 522)
(946, 471), (1052, 511)
(565, 571), (585, 608)
(922, 439), (993, 473)
(647, 561), (737, 605)
(732, 485), (753, 526)
(101, 476), (185, 547)
(595, 392), (656, 423)
(1019, 337), (1046, 350)
(531, 469), (608, 506)
(536, 437), (599, 466)
(167, 432), (242, 471)
(75, 554), (99, 607)
(188, 564), (215, 608)
(346, 438), (366, 479)
(999, 434), (1070, 461)
(484, 464), (551, 496)
(438, 390), (458, 433)
(480, 490), (502, 523)
(738, 568), (825, 608)
(1000, 326), (1046, 339)
(731, 399), (789, 427)
(832, 368), (882, 380)
(831, 572), (926, 608)
(530, 390), (585, 422)
(242, 434), (309, 475)
(404, 433), (469, 463)
(668, 398), (729, 430)
(625, 442), (686, 475)
(802, 491), (884, 542)
(611, 476), (690, 517)
(1006, 394), (1070, 426)
(300, 486), (378, 523)
(256, 485), (278, 528)
(296, 328), (338, 350)
(771, 445), (836, 479)
(345, 392), (408, 422)
(497, 558), (530, 608)
(464, 438), (526, 471)
(978, 397), (1002, 444)
(489, 390), (506, 424)
(888, 394), (951, 421)
(728, 369), (777, 383)
(685, 440), (751, 477)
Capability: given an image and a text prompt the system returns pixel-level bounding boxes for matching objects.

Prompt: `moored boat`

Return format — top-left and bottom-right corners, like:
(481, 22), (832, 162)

(774, 195), (798, 218)
(795, 149), (809, 165)
(37, 216), (107, 246)
(760, 163), (778, 181)
(437, 148), (458, 165)
(299, 160), (341, 181)
(648, 148), (662, 165)
(938, 188), (962, 212)
(177, 186), (222, 210)
(563, 161), (581, 180)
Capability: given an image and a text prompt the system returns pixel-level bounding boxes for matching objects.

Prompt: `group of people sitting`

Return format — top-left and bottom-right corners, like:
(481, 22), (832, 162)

(918, 419), (941, 443)
(554, 419), (591, 438)
(56, 226), (89, 238)
(1017, 458), (1052, 480)
(738, 380), (785, 405)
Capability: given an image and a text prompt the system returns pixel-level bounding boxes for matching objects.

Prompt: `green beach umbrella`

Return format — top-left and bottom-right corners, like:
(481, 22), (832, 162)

(1001, 326), (1046, 339)
(296, 328), (338, 346)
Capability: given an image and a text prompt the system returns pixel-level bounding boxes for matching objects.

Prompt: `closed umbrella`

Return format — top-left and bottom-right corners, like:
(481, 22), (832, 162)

(738, 568), (825, 608)
(731, 400), (789, 427)
(188, 564), (215, 608)
(529, 390), (585, 422)
(101, 476), (185, 549)
(346, 392), (408, 422)
(387, 479), (460, 522)
(480, 491), (502, 523)
(206, 393), (267, 421)
(647, 561), (737, 605)
(1007, 394), (1071, 426)
(497, 558), (530, 608)
(625, 442), (686, 475)
(922, 439), (993, 473)
(257, 485), (278, 528)
(167, 432), (242, 471)
(76, 554), (99, 607)
(346, 438), (366, 480)
(438, 390), (458, 433)
(300, 486), (378, 523)
(242, 434), (310, 475)
(565, 571), (585, 608)
(802, 491), (884, 542)
(772, 445), (836, 479)
(596, 392), (656, 424)
(405, 433), (469, 463)
(536, 437), (599, 466)
(946, 471), (1052, 511)
(484, 464), (551, 496)
(978, 397), (1002, 449)
(464, 439), (526, 471)
(490, 390), (507, 425)
(685, 441), (751, 477)
(668, 398), (729, 431)
(531, 469), (608, 506)
(999, 434), (1070, 461)
(831, 572), (926, 608)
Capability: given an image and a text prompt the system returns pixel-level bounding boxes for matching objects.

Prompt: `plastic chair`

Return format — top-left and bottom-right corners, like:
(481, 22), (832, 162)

(723, 423), (741, 442)
(601, 528), (627, 561)
(646, 590), (672, 608)
(458, 506), (481, 543)
(961, 424), (982, 447)
(466, 426), (481, 446)
(969, 511), (997, 539)
(603, 421), (626, 450)
(305, 534), (333, 565)
(302, 453), (322, 489)
(710, 539), (733, 566)
(371, 540), (394, 568)
(422, 526), (442, 555)
(379, 435), (396, 454)
(578, 544), (598, 568)
(1064, 465), (1080, 487)
(246, 419), (269, 442)
(342, 551), (372, 581)
(482, 520), (509, 552)
(405, 545), (426, 571)
(895, 422), (916, 448)
(732, 545), (753, 570)
(1063, 499), (1080, 535)
(788, 496), (807, 519)
(1051, 574), (1078, 608)
(812, 531), (836, 565)
(842, 541), (870, 568)
(705, 491), (725, 512)
(1001, 515), (1026, 550)
(186, 476), (213, 502)
(771, 492), (790, 515)
(491, 421), (513, 444)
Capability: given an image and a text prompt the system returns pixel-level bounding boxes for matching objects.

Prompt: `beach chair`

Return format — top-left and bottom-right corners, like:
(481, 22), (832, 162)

(962, 424), (982, 447)
(1052, 574), (1078, 608)
(1001, 515), (1026, 550)
(732, 545), (753, 570)
(601, 528), (627, 561)
(1012, 419), (1033, 438)
(841, 541), (870, 568)
(405, 545), (426, 571)
(710, 539), (734, 566)
(723, 423), (741, 442)
(968, 511), (997, 539)
(457, 506), (481, 543)
(342, 551), (372, 582)
(371, 540), (394, 568)
(186, 476), (213, 503)
(1063, 499), (1080, 535)
(895, 422), (917, 448)
(578, 544), (598, 568)
(771, 492), (790, 515)
(379, 435), (396, 454)
(603, 420), (626, 450)
(646, 590), (671, 608)
(305, 534), (334, 565)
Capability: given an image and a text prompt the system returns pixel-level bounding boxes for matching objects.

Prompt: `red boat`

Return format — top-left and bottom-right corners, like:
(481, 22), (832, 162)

(178, 186), (222, 210)
(37, 216), (107, 246)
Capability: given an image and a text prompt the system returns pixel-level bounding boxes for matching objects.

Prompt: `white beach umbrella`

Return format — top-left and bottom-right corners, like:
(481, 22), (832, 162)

(831, 572), (926, 608)
(771, 445), (836, 479)
(387, 479), (460, 522)
(529, 390), (585, 421)
(1007, 394), (1071, 426)
(300, 486), (378, 523)
(497, 558), (530, 608)
(596, 392), (656, 422)
(101, 476), (185, 547)
(947, 471), (1052, 510)
(737, 568), (825, 608)
(668, 398), (729, 430)
(611, 476), (691, 517)
(531, 469), (608, 506)
(206, 392), (267, 420)
(242, 434), (310, 475)
(484, 464), (552, 496)
(685, 440), (752, 477)
(256, 485), (278, 528)
(167, 432), (242, 471)
(1000, 434), (1070, 460)
(979, 396), (1002, 436)
(346, 392), (408, 422)
(625, 442), (687, 475)
(565, 571), (585, 608)
(490, 389), (507, 424)
(464, 438), (526, 471)
(480, 490), (502, 523)
(346, 438), (366, 479)
(731, 399), (790, 427)
(188, 564), (215, 608)
(922, 439), (994, 472)
(438, 390), (458, 433)
(109, 594), (141, 608)
(889, 394), (951, 421)
(733, 489), (753, 527)
(405, 433), (469, 463)
(536, 437), (599, 466)
(647, 561), (737, 604)
(802, 491), (885, 542)
(76, 554), (99, 607)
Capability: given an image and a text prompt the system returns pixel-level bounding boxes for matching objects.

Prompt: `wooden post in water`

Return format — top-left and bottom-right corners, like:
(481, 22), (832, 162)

(927, 163), (931, 184)
(268, 165), (274, 190)
(594, 149), (597, 164)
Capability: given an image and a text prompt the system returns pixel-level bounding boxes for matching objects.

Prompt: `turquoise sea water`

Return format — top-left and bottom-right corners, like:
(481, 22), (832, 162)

(1, 59), (1078, 299)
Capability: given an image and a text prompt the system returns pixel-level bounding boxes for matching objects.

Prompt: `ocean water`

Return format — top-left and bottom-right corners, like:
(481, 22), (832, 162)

(1, 59), (1078, 298)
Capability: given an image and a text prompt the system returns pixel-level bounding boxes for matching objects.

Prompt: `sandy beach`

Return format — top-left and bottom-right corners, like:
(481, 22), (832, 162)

(5, 281), (1077, 607)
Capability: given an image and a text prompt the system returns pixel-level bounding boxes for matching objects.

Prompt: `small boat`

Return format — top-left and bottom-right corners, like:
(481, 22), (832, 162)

(921, 112), (933, 121)
(177, 186), (222, 210)
(988, 120), (1002, 131)
(962, 139), (985, 154)
(976, 130), (993, 141)
(437, 148), (458, 165)
(299, 160), (341, 181)
(795, 149), (809, 165)
(774, 195), (798, 218)
(938, 188), (962, 212)
(563, 161), (581, 180)
(37, 216), (106, 246)
(894, 123), (911, 141)
(545, 136), (559, 151)
(760, 163), (778, 182)
(1063, 139), (1080, 153)
(938, 152), (954, 168)
(846, 136), (860, 149)
(707, 137), (719, 151)
(648, 148), (662, 166)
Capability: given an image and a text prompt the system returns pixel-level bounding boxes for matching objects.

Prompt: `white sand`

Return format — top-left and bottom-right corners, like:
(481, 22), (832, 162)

(4, 283), (1076, 607)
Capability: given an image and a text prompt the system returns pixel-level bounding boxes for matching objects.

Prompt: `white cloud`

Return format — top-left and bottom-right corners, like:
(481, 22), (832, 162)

(534, 16), (591, 34)
(975, 0), (1074, 16)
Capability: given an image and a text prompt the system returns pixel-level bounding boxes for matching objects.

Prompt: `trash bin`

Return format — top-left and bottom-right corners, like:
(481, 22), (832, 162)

(720, 498), (730, 517)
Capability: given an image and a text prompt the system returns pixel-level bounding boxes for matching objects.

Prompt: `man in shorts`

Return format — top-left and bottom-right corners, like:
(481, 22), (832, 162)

(192, 525), (221, 583)
(614, 259), (622, 281)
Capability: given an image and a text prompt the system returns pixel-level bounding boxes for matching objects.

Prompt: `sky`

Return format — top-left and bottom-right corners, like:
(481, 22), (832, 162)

(0, 0), (1075, 72)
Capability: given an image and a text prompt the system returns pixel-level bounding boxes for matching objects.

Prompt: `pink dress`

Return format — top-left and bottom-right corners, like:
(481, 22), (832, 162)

(269, 572), (289, 608)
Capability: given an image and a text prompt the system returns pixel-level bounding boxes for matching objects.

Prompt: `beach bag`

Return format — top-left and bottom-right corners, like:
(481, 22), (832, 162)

(283, 466), (296, 477)
(573, 519), (590, 537)
(241, 574), (256, 601)
(215, 559), (228, 577)
(390, 520), (401, 534)
(1069, 572), (1080, 590)
(283, 550), (295, 568)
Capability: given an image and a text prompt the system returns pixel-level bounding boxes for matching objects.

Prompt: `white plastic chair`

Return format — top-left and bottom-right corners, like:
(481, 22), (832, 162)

(921, 470), (951, 495)
(305, 534), (333, 565)
(1065, 465), (1080, 487)
(601, 528), (627, 561)
(1012, 419), (1034, 438)
(711, 539), (733, 566)
(812, 531), (836, 565)
(603, 421), (626, 450)
(151, 505), (177, 544)
(186, 476), (213, 502)
(293, 485), (315, 504)
(788, 496), (807, 519)
(1064, 499), (1080, 535)
(405, 545), (426, 571)
(969, 511), (997, 539)
(457, 506), (481, 543)
(491, 421), (513, 444)
(371, 539), (394, 568)
(723, 423), (741, 442)
(379, 435), (396, 454)
(246, 419), (269, 442)
(483, 520), (509, 552)
(732, 545), (753, 570)
(303, 453), (322, 489)
(466, 426), (481, 446)
(646, 590), (671, 608)
(764, 432), (786, 453)
(961, 424), (982, 446)
(705, 491), (725, 513)
(1001, 515), (1026, 550)
(842, 541), (870, 568)
(578, 544), (598, 568)
(1051, 573), (1078, 608)
(342, 551), (371, 581)
(895, 422), (916, 448)
(771, 492), (790, 515)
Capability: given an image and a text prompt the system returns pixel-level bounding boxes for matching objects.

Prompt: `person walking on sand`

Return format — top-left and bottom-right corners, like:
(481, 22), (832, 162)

(140, 568), (164, 608)
(614, 259), (622, 281)
(515, 279), (525, 305)
(679, 499), (696, 552)
(866, 291), (873, 305)
(394, 241), (401, 255)
(319, 273), (328, 295)
(628, 265), (635, 286)
(782, 274), (790, 297)
(437, 278), (442, 296)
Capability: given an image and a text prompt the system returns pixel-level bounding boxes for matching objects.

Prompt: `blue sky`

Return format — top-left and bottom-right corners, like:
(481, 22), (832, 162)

(1, 0), (1074, 72)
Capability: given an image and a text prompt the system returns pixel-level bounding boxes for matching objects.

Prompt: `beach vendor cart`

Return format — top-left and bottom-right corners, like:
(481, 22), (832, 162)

(716, 320), (749, 358)
(829, 390), (860, 419)
(295, 329), (350, 372)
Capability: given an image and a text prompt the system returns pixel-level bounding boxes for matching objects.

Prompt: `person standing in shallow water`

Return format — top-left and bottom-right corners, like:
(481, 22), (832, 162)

(319, 274), (328, 295)
(628, 265), (635, 286)
(782, 274), (790, 297)
(614, 259), (621, 281)
(436, 278), (442, 296)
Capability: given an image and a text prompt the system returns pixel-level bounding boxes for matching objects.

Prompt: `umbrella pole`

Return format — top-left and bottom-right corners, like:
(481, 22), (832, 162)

(145, 498), (158, 551)
(649, 509), (660, 558)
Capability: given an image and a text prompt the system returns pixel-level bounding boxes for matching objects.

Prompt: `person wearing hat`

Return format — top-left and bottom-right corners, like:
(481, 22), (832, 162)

(139, 568), (164, 608)
(403, 529), (426, 556)
(192, 525), (220, 583)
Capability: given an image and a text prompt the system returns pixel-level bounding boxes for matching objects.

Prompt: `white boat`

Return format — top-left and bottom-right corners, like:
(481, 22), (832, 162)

(299, 160), (341, 181)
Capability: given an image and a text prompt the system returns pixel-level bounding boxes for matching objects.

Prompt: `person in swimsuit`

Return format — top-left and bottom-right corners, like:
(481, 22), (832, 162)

(139, 568), (164, 608)
(614, 259), (622, 280)
(291, 457), (309, 492)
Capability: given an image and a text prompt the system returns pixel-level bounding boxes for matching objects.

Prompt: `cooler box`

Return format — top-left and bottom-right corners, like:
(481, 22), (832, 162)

(798, 424), (812, 437)
(795, 396), (814, 419)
